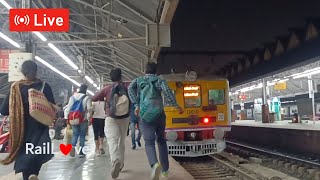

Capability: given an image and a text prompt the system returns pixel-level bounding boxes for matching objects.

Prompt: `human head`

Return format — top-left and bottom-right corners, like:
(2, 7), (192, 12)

(78, 84), (88, 94)
(110, 68), (122, 82)
(145, 62), (157, 74)
(57, 103), (63, 108)
(21, 60), (37, 80)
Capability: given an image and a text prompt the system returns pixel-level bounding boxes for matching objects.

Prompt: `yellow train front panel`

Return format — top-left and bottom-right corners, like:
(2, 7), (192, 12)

(161, 75), (231, 157)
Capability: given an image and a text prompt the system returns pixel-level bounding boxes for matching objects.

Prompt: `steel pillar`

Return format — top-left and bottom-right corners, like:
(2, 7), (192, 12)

(308, 75), (316, 124)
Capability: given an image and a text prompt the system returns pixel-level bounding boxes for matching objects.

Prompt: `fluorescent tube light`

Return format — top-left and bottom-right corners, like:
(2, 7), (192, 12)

(293, 70), (320, 79)
(87, 90), (94, 96)
(33, 32), (47, 41)
(48, 43), (78, 70)
(85, 76), (94, 84)
(0, 32), (20, 48)
(93, 83), (98, 87)
(0, 0), (12, 9)
(35, 56), (81, 87)
(278, 78), (289, 83)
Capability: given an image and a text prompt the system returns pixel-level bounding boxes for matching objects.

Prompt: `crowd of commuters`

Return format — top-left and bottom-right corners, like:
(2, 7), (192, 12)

(0, 60), (183, 180)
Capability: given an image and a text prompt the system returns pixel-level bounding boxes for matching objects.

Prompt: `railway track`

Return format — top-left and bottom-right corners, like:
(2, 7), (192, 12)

(226, 140), (320, 180)
(177, 155), (260, 180)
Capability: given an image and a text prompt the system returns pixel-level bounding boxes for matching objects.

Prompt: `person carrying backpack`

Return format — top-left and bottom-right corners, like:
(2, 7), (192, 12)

(92, 68), (130, 179)
(128, 63), (183, 180)
(65, 84), (92, 158)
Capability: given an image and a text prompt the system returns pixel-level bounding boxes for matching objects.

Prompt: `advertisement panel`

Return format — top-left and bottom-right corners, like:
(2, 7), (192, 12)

(0, 49), (19, 73)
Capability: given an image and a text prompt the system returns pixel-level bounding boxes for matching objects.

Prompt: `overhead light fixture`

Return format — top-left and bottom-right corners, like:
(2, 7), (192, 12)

(48, 43), (79, 70)
(35, 56), (81, 87)
(278, 78), (289, 83)
(293, 70), (320, 79)
(87, 90), (94, 96)
(93, 83), (98, 88)
(0, 32), (20, 48)
(0, 0), (12, 9)
(97, 86), (101, 90)
(33, 32), (47, 41)
(78, 70), (82, 73)
(85, 76), (94, 84)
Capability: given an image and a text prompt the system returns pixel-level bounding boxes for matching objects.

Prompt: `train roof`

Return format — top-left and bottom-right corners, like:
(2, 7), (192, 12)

(159, 74), (228, 81)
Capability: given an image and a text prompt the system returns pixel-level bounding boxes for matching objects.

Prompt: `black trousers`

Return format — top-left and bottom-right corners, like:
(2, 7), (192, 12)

(92, 118), (105, 140)
(22, 164), (42, 180)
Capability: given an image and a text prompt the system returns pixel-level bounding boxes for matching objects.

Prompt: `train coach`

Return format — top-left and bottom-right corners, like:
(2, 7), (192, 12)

(160, 71), (231, 157)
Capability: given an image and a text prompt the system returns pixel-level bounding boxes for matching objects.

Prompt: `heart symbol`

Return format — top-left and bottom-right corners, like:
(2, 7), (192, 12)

(60, 144), (72, 155)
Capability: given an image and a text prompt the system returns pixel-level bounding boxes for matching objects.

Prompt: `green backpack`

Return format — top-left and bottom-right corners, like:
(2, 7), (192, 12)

(137, 76), (163, 122)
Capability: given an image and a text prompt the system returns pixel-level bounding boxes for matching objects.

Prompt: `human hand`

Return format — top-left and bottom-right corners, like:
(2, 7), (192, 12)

(135, 107), (140, 116)
(176, 106), (184, 114)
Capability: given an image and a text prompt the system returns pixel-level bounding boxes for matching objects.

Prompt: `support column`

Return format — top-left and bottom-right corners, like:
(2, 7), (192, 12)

(308, 75), (315, 124)
(262, 78), (270, 123)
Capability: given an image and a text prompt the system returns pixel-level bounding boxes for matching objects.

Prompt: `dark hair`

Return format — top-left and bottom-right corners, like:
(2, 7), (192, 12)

(21, 60), (37, 80)
(78, 84), (88, 94)
(57, 103), (63, 108)
(110, 68), (122, 82)
(145, 62), (157, 74)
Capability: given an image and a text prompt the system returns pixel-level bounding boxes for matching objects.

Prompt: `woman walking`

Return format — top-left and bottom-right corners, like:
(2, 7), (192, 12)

(0, 60), (55, 180)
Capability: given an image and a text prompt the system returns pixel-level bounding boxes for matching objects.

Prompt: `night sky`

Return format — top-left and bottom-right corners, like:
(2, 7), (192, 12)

(165, 0), (320, 52)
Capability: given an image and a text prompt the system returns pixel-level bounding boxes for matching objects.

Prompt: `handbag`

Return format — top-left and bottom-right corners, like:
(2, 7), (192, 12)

(63, 125), (73, 145)
(29, 82), (58, 126)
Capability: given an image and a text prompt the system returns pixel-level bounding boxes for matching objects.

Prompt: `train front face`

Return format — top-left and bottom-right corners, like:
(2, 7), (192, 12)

(164, 79), (231, 157)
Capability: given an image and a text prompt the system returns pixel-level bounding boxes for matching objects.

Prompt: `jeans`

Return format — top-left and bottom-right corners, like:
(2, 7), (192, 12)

(130, 122), (141, 146)
(71, 121), (88, 148)
(140, 113), (169, 172)
(105, 117), (130, 165)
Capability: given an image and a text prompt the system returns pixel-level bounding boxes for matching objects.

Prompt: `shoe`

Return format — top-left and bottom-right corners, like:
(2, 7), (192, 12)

(161, 171), (169, 178)
(151, 163), (161, 180)
(120, 163), (124, 172)
(28, 175), (38, 180)
(111, 159), (121, 179)
(132, 145), (136, 150)
(95, 150), (101, 156)
(79, 152), (86, 158)
(70, 147), (75, 157)
(137, 141), (141, 147)
(100, 148), (105, 155)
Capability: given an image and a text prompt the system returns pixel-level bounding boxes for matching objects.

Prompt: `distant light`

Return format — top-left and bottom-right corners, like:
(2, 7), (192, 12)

(203, 117), (210, 124)
(0, 32), (20, 48)
(33, 32), (47, 41)
(0, 0), (12, 9)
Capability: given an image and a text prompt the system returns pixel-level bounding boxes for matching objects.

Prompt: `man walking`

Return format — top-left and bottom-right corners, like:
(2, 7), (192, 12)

(92, 68), (130, 179)
(128, 63), (183, 180)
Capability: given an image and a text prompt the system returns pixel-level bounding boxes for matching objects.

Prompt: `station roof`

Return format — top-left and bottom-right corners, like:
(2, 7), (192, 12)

(0, 0), (178, 99)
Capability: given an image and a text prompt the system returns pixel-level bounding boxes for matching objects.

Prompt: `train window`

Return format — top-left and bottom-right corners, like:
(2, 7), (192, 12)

(163, 90), (175, 106)
(208, 89), (225, 105)
(184, 85), (201, 108)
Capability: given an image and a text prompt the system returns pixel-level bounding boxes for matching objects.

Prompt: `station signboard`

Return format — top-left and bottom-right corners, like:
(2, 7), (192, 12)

(0, 49), (20, 73)
(8, 53), (32, 82)
(274, 82), (287, 90)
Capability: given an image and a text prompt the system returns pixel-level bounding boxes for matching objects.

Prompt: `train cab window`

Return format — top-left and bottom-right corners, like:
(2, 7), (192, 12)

(163, 90), (175, 106)
(184, 85), (201, 108)
(208, 89), (225, 105)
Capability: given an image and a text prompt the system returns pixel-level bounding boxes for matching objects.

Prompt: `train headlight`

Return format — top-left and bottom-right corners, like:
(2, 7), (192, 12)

(166, 131), (178, 141)
(213, 128), (224, 140)
(190, 132), (197, 139)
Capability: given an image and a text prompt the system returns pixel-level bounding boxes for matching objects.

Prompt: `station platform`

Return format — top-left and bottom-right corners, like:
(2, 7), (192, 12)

(0, 127), (194, 180)
(232, 120), (320, 131)
(228, 120), (320, 156)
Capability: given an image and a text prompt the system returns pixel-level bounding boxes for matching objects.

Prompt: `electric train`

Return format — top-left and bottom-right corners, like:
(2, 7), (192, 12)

(161, 71), (231, 157)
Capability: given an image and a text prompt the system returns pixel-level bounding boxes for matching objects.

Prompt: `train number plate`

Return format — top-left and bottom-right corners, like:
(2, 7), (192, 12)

(186, 110), (199, 114)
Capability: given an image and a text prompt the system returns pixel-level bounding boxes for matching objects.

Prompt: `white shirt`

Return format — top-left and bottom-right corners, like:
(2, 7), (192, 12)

(92, 101), (106, 119)
(65, 93), (93, 120)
